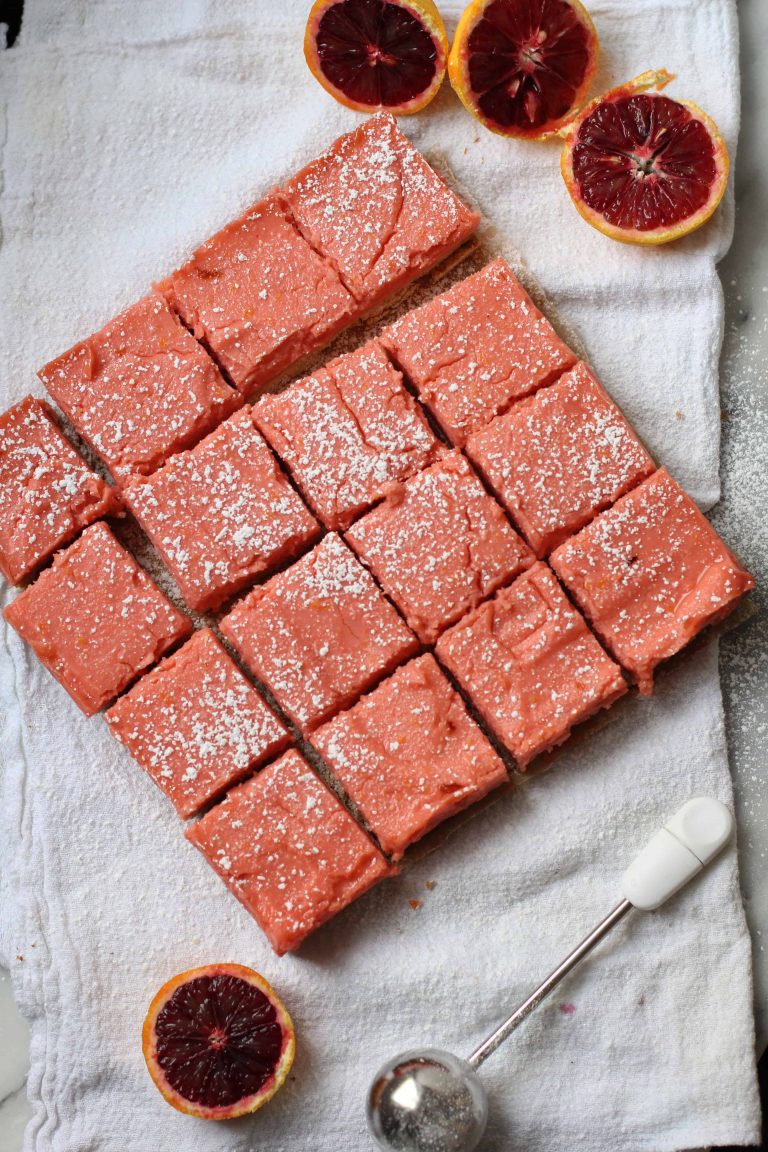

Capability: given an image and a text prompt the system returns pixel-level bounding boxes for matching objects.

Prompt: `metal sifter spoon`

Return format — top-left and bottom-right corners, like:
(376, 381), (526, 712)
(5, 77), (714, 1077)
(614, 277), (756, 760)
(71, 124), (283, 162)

(366, 797), (734, 1152)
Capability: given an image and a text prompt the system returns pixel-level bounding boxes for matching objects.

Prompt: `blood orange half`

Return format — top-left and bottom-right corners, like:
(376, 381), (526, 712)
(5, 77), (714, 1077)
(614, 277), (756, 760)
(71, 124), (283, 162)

(448, 0), (599, 140)
(561, 70), (730, 245)
(142, 964), (295, 1120)
(305, 0), (448, 115)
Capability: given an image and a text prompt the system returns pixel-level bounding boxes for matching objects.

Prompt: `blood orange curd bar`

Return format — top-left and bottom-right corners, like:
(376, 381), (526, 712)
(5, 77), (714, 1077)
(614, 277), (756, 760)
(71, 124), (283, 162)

(105, 628), (289, 818)
(186, 748), (394, 955)
(436, 562), (626, 768)
(312, 654), (507, 860)
(550, 468), (754, 694)
(345, 451), (534, 644)
(254, 340), (441, 530)
(219, 533), (418, 733)
(38, 293), (239, 483)
(466, 361), (655, 556)
(0, 395), (116, 584)
(123, 407), (320, 613)
(381, 258), (576, 446)
(3, 522), (191, 716)
(280, 112), (480, 315)
(158, 196), (354, 398)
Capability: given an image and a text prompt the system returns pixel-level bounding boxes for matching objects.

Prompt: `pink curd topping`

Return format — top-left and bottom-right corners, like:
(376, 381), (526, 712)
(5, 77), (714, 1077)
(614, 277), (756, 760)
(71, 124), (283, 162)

(382, 258), (575, 445)
(0, 395), (116, 584)
(124, 407), (319, 612)
(254, 340), (440, 530)
(466, 361), (655, 555)
(38, 293), (239, 482)
(313, 653), (507, 859)
(106, 628), (289, 818)
(186, 748), (394, 955)
(4, 522), (191, 716)
(346, 450), (534, 643)
(219, 533), (417, 732)
(436, 562), (626, 767)
(550, 469), (754, 693)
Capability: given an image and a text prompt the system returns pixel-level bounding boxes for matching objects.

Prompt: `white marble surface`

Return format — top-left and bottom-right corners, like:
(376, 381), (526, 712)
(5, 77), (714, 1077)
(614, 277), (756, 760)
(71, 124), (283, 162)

(1, 1), (766, 1148)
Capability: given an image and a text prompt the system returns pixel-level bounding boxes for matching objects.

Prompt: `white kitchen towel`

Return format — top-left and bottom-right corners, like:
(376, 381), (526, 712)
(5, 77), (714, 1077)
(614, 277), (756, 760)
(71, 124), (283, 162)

(0, 1), (760, 1150)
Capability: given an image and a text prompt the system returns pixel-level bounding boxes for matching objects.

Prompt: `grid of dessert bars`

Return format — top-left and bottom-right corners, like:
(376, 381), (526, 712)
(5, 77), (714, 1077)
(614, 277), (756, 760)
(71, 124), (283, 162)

(1, 114), (753, 956)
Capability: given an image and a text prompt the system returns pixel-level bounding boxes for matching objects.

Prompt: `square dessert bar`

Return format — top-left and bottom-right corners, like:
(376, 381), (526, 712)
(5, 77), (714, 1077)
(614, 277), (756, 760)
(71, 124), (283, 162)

(4, 522), (191, 715)
(466, 361), (655, 556)
(550, 469), (754, 694)
(381, 258), (576, 445)
(254, 340), (440, 530)
(436, 562), (626, 768)
(281, 112), (479, 314)
(186, 748), (393, 955)
(346, 451), (534, 644)
(219, 533), (418, 732)
(39, 293), (239, 483)
(105, 628), (289, 818)
(313, 654), (507, 860)
(0, 395), (116, 584)
(158, 196), (354, 397)
(124, 407), (320, 613)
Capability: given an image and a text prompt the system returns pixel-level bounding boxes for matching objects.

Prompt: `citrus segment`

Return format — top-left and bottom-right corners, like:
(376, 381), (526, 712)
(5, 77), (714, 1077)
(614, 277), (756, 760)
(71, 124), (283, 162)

(142, 964), (295, 1119)
(305, 0), (448, 114)
(448, 0), (599, 139)
(561, 70), (729, 244)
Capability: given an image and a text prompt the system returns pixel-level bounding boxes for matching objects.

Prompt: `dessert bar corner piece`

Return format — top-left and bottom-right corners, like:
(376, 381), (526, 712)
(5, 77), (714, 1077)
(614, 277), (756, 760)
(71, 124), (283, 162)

(436, 562), (626, 768)
(158, 196), (354, 398)
(466, 360), (655, 556)
(381, 258), (576, 445)
(313, 653), (507, 860)
(3, 522), (191, 716)
(550, 468), (754, 694)
(38, 293), (239, 483)
(105, 628), (289, 818)
(124, 407), (320, 613)
(186, 748), (394, 955)
(0, 395), (116, 584)
(345, 450), (534, 644)
(254, 340), (441, 530)
(281, 111), (480, 314)
(219, 533), (418, 732)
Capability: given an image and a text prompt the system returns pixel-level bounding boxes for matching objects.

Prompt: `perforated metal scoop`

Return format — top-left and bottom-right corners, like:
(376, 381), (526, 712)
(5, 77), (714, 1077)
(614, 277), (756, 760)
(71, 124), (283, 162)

(367, 797), (734, 1152)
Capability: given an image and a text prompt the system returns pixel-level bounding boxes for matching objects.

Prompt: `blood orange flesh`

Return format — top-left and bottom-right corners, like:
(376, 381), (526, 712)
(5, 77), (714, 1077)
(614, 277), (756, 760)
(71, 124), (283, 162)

(571, 95), (719, 231)
(306, 0), (448, 114)
(449, 0), (598, 139)
(142, 964), (295, 1119)
(561, 72), (729, 244)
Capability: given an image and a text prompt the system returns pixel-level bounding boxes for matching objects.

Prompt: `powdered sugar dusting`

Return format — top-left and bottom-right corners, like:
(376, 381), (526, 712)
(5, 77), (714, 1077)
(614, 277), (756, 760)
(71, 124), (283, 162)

(123, 406), (319, 612)
(282, 113), (479, 310)
(551, 469), (754, 692)
(382, 258), (576, 445)
(219, 533), (417, 731)
(105, 628), (288, 818)
(186, 748), (392, 955)
(4, 522), (191, 715)
(0, 396), (115, 582)
(313, 653), (506, 859)
(38, 294), (239, 481)
(254, 340), (440, 529)
(466, 360), (655, 555)
(346, 450), (534, 643)
(436, 563), (626, 766)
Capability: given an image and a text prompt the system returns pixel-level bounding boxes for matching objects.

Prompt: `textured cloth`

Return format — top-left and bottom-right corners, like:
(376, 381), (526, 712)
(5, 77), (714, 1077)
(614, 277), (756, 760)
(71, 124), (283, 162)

(0, 1), (761, 1150)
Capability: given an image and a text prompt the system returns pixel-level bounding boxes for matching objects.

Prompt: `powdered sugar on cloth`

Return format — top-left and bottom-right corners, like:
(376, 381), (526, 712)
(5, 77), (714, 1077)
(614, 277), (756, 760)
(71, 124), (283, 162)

(0, 1), (761, 1149)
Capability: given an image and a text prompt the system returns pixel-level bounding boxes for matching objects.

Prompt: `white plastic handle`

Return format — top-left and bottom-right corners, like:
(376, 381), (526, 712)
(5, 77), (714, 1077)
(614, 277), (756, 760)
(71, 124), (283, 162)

(622, 797), (734, 911)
